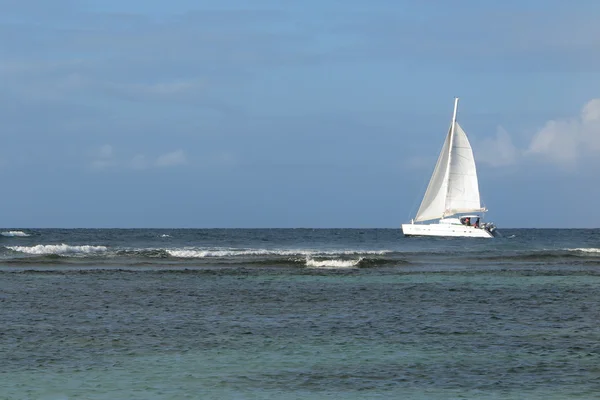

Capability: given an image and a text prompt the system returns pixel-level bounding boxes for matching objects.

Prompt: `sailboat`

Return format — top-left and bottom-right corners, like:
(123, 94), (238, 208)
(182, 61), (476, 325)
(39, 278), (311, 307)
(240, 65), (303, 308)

(402, 97), (497, 238)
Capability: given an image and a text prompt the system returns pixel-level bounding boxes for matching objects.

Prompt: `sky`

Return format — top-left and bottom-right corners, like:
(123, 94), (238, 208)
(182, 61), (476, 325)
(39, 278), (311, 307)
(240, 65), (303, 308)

(1, 0), (600, 228)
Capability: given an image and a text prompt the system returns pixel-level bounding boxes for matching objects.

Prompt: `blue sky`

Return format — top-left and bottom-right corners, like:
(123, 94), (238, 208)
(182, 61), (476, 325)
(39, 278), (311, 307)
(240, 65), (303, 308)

(2, 0), (600, 228)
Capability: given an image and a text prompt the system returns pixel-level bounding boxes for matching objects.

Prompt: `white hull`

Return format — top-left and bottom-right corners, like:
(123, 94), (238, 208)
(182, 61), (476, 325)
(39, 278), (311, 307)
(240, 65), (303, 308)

(401, 222), (493, 238)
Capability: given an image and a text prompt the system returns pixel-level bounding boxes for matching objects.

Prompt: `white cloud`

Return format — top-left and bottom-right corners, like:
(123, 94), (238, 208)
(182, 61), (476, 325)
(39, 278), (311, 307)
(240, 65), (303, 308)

(90, 159), (116, 170)
(104, 79), (208, 102)
(90, 144), (117, 170)
(475, 127), (518, 167)
(98, 144), (114, 158)
(469, 98), (600, 170)
(155, 150), (187, 167)
(130, 154), (148, 170)
(89, 147), (189, 171)
(405, 155), (436, 170)
(207, 151), (237, 168)
(526, 98), (600, 165)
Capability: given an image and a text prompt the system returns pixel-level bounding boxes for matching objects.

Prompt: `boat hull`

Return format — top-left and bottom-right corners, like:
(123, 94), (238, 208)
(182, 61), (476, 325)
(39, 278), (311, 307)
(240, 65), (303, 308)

(401, 223), (494, 238)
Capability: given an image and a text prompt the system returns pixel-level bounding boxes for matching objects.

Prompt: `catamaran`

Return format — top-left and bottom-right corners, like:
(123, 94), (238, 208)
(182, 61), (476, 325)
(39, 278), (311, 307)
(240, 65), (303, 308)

(402, 98), (497, 238)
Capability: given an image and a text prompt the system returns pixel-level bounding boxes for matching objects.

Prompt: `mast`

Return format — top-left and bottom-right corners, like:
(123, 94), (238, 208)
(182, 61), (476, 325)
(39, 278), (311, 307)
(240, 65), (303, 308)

(451, 97), (459, 126)
(442, 97), (459, 217)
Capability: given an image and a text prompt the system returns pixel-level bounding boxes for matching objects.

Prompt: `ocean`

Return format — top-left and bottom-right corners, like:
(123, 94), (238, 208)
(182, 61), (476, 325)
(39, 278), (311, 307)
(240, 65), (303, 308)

(1, 228), (599, 399)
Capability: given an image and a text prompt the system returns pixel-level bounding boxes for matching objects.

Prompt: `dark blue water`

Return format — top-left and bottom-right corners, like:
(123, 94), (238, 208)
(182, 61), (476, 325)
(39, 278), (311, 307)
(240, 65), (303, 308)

(1, 229), (599, 399)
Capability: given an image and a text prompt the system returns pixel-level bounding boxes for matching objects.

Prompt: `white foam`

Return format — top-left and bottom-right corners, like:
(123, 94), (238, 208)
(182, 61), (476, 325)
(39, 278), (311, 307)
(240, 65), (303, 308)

(567, 248), (600, 254)
(160, 234), (171, 238)
(166, 248), (275, 258)
(305, 257), (362, 269)
(1, 231), (31, 237)
(166, 249), (211, 258)
(321, 250), (389, 256)
(165, 248), (389, 259)
(7, 244), (108, 255)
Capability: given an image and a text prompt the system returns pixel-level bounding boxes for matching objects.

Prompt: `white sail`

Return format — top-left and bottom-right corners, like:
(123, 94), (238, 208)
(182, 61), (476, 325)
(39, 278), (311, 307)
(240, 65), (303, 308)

(413, 126), (452, 222)
(414, 99), (485, 222)
(445, 122), (486, 215)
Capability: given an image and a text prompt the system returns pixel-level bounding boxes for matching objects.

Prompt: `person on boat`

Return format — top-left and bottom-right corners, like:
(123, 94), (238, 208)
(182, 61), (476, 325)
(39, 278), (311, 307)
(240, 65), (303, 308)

(465, 217), (470, 226)
(474, 218), (480, 228)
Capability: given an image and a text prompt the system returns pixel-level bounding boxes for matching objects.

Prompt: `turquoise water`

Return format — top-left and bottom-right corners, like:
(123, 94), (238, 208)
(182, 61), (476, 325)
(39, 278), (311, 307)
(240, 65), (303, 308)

(1, 229), (599, 399)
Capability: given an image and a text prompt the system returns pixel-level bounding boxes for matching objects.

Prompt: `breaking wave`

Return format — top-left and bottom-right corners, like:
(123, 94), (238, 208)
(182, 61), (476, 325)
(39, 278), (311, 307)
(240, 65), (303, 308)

(165, 248), (390, 259)
(7, 244), (108, 255)
(567, 248), (600, 254)
(2, 231), (31, 237)
(305, 257), (363, 269)
(0, 244), (400, 268)
(2, 243), (600, 268)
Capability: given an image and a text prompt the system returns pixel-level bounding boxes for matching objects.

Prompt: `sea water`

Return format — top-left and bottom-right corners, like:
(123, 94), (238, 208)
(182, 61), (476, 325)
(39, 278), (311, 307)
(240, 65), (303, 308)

(1, 229), (599, 399)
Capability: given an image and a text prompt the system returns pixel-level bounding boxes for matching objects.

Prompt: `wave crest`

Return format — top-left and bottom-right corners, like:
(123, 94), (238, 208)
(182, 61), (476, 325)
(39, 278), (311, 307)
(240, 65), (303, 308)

(305, 257), (363, 269)
(567, 248), (600, 254)
(165, 248), (390, 259)
(1, 231), (31, 237)
(0, 244), (401, 267)
(7, 244), (108, 255)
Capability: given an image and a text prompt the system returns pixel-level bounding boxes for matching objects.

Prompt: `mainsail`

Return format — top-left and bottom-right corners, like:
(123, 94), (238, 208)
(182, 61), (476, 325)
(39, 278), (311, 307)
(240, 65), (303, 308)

(414, 98), (486, 222)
